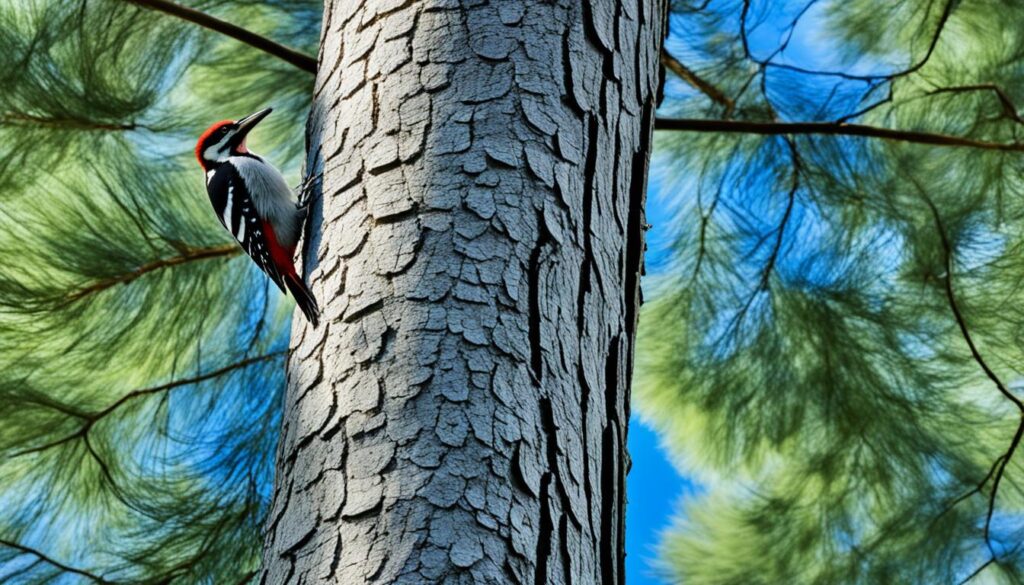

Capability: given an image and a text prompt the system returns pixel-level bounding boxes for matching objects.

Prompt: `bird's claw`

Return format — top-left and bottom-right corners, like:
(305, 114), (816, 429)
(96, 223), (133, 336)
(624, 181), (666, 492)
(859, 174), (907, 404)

(295, 172), (323, 207)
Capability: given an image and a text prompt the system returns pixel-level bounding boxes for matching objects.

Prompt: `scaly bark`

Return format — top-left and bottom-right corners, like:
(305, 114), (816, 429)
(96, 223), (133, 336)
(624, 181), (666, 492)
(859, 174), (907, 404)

(261, 1), (663, 582)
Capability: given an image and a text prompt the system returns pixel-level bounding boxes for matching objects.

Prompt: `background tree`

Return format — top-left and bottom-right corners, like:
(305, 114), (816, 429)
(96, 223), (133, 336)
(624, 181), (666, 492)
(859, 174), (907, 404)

(642, 0), (1024, 583)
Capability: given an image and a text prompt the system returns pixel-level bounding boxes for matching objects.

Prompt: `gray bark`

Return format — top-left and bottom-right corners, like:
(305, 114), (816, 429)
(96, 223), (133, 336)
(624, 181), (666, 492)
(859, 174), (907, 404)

(261, 1), (663, 583)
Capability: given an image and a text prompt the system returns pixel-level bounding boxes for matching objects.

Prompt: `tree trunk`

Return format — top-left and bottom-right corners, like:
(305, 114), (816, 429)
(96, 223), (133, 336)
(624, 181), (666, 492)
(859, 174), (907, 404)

(261, 1), (664, 583)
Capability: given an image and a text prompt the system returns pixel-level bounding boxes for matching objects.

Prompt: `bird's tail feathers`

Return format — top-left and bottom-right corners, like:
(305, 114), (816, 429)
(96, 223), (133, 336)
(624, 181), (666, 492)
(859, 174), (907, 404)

(284, 273), (320, 328)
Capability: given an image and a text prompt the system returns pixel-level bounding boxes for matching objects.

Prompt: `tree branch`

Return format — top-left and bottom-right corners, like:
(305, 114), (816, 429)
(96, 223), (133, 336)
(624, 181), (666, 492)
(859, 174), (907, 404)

(918, 180), (1024, 563)
(654, 118), (1024, 152)
(0, 538), (112, 583)
(927, 84), (1024, 125)
(713, 138), (801, 347)
(92, 351), (286, 421)
(123, 0), (317, 74)
(11, 351), (285, 458)
(63, 243), (240, 304)
(660, 50), (735, 116)
(1, 113), (139, 132)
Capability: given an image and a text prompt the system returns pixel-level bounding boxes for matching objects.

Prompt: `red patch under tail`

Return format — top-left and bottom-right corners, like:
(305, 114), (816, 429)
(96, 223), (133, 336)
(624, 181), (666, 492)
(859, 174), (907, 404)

(262, 220), (320, 327)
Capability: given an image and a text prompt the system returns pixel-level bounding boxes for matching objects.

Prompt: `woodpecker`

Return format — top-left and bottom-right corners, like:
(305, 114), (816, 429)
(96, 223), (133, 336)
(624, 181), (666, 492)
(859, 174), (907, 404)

(196, 107), (320, 327)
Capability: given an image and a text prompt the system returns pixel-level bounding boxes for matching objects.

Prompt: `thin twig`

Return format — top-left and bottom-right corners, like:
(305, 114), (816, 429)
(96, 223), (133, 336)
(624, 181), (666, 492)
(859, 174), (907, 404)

(756, 0), (956, 82)
(927, 84), (1024, 125)
(957, 555), (996, 585)
(916, 179), (1024, 563)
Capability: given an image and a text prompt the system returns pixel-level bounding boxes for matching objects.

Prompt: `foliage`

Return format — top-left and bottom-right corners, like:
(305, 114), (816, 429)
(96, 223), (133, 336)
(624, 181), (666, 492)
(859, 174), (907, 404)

(0, 0), (317, 581)
(641, 0), (1024, 582)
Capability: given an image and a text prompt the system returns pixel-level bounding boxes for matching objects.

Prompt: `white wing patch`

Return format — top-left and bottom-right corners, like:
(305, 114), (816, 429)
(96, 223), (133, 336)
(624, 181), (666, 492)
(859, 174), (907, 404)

(222, 183), (234, 232)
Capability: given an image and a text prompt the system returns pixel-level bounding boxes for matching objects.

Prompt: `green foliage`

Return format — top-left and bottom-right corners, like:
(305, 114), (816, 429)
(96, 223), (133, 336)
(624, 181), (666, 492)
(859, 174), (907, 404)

(0, 0), (316, 581)
(643, 0), (1024, 582)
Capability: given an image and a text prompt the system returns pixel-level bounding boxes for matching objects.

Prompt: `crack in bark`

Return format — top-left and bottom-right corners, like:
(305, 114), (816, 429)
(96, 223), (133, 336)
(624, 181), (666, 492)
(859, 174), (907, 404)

(511, 441), (536, 497)
(559, 512), (573, 585)
(600, 335), (623, 585)
(529, 208), (554, 384)
(578, 363), (595, 536)
(561, 30), (585, 116)
(625, 101), (653, 344)
(535, 398), (559, 584)
(342, 299), (384, 323)
(577, 115), (600, 335)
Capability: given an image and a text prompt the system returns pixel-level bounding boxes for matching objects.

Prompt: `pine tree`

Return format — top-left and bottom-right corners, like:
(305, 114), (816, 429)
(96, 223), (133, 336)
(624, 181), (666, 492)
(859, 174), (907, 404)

(0, 0), (663, 582)
(257, 2), (663, 582)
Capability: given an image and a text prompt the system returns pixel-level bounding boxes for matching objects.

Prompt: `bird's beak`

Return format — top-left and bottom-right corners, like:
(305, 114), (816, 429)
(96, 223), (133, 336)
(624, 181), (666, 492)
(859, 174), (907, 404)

(236, 107), (272, 137)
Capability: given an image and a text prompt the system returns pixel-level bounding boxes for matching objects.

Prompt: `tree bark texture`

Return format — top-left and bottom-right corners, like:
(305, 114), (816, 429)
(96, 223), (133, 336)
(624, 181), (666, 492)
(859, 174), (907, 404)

(261, 1), (663, 583)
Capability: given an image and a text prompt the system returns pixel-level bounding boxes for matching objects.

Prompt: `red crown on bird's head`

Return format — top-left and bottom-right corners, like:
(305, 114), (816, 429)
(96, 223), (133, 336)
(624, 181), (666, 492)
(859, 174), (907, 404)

(195, 120), (234, 168)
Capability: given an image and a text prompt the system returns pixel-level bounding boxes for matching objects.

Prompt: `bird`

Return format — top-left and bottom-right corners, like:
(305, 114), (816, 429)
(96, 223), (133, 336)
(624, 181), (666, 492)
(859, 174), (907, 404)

(195, 107), (320, 327)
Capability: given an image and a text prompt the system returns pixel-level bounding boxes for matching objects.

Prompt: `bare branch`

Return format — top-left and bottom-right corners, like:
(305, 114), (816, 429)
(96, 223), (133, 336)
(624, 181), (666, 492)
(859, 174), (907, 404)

(0, 538), (112, 583)
(63, 243), (241, 304)
(122, 0), (317, 74)
(654, 118), (1024, 152)
(660, 50), (735, 116)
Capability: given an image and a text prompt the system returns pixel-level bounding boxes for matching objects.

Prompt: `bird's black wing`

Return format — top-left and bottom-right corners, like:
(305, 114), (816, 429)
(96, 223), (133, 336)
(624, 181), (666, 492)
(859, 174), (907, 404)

(206, 164), (286, 293)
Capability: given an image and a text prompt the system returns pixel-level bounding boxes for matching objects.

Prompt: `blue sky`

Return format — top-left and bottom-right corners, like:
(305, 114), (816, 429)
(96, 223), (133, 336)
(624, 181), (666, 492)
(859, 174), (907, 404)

(625, 160), (695, 584)
(625, 416), (694, 584)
